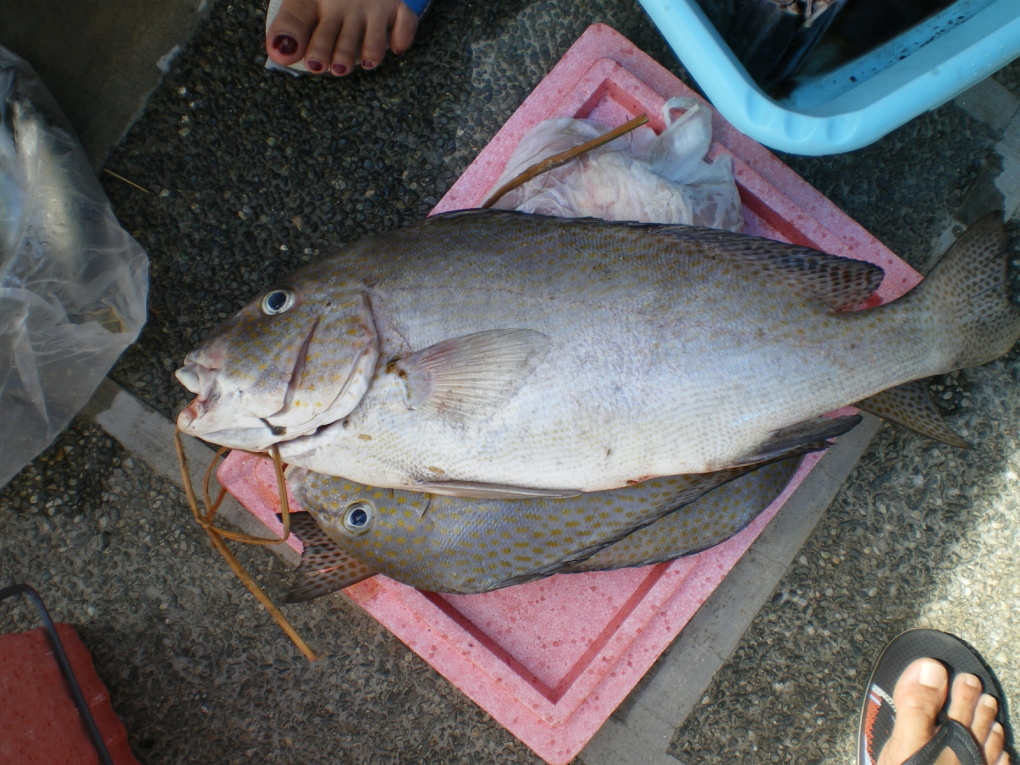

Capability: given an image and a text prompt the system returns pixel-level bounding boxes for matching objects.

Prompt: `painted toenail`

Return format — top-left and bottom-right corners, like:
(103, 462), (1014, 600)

(332, 63), (347, 75)
(362, 60), (375, 69)
(306, 59), (324, 72)
(918, 661), (947, 689)
(272, 34), (298, 56)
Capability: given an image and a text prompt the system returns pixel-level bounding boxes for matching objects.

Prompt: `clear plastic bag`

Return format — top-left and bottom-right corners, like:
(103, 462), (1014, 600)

(490, 97), (743, 232)
(0, 46), (149, 487)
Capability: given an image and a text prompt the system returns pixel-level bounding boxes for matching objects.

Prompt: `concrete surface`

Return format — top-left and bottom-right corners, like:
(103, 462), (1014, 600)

(1, 0), (1018, 763)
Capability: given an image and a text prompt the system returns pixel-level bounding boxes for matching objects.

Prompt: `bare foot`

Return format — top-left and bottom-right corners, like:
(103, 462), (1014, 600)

(266, 0), (424, 76)
(879, 658), (1009, 765)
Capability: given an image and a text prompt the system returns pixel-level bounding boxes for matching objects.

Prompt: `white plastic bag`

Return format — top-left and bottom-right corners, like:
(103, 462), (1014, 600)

(0, 46), (149, 487)
(489, 97), (743, 232)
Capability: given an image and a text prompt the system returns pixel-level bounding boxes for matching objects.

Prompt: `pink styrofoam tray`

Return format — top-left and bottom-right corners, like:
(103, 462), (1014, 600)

(216, 24), (920, 765)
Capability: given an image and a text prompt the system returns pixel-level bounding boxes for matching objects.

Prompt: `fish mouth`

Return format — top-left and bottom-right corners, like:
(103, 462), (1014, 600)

(175, 357), (222, 426)
(175, 344), (223, 397)
(173, 316), (318, 430)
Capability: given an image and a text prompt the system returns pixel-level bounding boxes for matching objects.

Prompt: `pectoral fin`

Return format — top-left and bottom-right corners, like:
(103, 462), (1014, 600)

(730, 414), (862, 467)
(284, 512), (377, 603)
(388, 329), (551, 423)
(856, 380), (971, 448)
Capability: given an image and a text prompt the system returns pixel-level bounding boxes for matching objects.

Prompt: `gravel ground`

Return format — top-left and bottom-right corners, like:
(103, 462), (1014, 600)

(2, 0), (1019, 762)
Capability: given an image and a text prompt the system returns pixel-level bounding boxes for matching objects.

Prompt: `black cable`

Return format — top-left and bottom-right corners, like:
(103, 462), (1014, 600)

(0, 583), (115, 765)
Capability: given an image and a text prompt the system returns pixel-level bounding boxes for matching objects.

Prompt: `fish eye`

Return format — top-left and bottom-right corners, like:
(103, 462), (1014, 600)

(261, 289), (295, 316)
(342, 500), (374, 534)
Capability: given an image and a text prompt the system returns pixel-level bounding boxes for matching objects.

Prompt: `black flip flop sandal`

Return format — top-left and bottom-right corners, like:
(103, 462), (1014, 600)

(858, 629), (1014, 765)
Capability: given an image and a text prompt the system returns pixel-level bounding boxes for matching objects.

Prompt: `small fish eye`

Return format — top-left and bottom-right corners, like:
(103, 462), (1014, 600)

(342, 500), (374, 534)
(261, 289), (295, 315)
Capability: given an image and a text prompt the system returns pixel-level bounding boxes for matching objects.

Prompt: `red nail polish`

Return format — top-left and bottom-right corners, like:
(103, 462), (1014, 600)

(272, 34), (298, 56)
(306, 59), (323, 72)
(362, 60), (375, 70)
(332, 63), (347, 75)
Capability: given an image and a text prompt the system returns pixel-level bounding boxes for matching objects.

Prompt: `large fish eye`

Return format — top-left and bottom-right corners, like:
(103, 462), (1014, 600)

(342, 500), (375, 534)
(261, 289), (295, 316)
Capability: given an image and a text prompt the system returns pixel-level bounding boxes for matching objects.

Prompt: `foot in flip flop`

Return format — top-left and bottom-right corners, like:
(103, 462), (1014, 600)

(265, 0), (431, 76)
(875, 659), (1009, 765)
(860, 630), (1014, 765)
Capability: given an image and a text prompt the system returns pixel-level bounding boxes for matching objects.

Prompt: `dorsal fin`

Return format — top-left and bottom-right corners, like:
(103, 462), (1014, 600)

(422, 211), (885, 311)
(666, 226), (885, 311)
(283, 512), (377, 602)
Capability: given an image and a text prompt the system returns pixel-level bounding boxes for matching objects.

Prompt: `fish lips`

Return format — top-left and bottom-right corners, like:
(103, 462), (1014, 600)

(175, 399), (281, 451)
(174, 360), (284, 450)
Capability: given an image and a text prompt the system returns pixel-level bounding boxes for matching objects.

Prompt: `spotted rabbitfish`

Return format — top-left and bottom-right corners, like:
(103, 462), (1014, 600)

(283, 458), (801, 598)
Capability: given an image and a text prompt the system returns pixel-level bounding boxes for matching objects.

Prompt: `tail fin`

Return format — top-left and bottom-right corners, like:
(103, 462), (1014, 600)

(916, 212), (1020, 370)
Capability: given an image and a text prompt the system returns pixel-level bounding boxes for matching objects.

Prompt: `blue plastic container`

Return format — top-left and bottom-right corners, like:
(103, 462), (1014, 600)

(638, 0), (1020, 154)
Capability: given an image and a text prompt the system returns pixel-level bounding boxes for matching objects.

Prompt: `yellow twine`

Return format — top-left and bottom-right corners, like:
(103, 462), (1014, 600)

(174, 429), (318, 661)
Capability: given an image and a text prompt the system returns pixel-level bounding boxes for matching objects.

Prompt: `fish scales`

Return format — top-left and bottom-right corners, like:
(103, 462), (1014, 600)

(560, 458), (799, 573)
(285, 459), (797, 596)
(177, 211), (1020, 495)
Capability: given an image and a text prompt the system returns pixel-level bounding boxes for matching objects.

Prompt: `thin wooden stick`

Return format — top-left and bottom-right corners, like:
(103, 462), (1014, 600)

(481, 113), (650, 209)
(101, 168), (151, 194)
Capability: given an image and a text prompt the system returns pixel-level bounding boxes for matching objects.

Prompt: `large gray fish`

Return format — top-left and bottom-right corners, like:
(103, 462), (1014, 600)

(284, 457), (801, 598)
(176, 210), (1019, 497)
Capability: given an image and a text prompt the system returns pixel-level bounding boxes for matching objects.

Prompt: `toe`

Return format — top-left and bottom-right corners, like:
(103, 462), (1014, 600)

(266, 0), (318, 65)
(946, 672), (984, 728)
(389, 2), (419, 56)
(987, 722), (1009, 765)
(983, 718), (1007, 765)
(360, 14), (391, 70)
(304, 17), (344, 74)
(971, 693), (999, 745)
(878, 659), (948, 765)
(331, 19), (364, 76)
